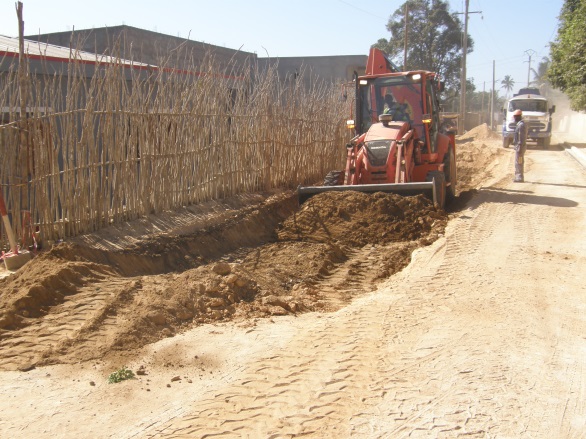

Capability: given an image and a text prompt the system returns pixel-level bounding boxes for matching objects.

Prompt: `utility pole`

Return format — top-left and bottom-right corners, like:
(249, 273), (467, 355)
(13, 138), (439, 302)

(458, 0), (481, 133)
(481, 81), (485, 117)
(490, 60), (495, 130)
(524, 49), (536, 87)
(403, 4), (408, 70)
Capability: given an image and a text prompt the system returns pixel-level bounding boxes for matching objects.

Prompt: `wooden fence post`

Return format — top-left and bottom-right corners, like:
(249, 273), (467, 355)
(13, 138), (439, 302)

(17, 1), (31, 247)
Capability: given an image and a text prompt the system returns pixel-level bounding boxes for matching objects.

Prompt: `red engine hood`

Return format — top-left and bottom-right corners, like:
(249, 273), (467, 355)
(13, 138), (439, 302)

(364, 121), (411, 142)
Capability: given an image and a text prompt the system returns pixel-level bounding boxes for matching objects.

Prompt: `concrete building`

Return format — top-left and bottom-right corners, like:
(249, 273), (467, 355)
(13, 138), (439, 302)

(27, 25), (255, 71)
(262, 55), (367, 89)
(26, 25), (366, 87)
(0, 34), (152, 123)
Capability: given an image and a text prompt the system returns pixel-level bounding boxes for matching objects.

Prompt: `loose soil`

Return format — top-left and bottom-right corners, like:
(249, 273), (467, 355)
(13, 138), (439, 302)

(3, 123), (585, 438)
(0, 124), (503, 372)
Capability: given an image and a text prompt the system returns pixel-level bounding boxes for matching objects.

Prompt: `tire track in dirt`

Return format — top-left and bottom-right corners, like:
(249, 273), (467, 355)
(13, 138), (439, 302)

(143, 189), (501, 437)
(349, 198), (529, 437)
(510, 151), (586, 437)
(144, 239), (447, 437)
(309, 244), (414, 311)
(360, 150), (586, 438)
(148, 269), (438, 438)
(144, 149), (586, 438)
(149, 301), (389, 438)
(0, 277), (136, 370)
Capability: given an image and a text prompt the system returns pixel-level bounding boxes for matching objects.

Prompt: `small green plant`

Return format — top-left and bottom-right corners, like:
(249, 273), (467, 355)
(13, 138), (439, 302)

(108, 366), (135, 384)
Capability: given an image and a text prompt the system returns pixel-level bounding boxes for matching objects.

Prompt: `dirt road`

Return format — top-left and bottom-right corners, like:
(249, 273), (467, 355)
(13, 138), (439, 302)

(1, 133), (586, 438)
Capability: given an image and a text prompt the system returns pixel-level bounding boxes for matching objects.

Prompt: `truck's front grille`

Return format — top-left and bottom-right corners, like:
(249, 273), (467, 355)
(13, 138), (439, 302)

(527, 121), (546, 130)
(508, 121), (547, 131)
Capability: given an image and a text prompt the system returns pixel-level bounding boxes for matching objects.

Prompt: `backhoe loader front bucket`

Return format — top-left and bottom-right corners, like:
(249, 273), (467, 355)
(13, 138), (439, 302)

(297, 181), (436, 205)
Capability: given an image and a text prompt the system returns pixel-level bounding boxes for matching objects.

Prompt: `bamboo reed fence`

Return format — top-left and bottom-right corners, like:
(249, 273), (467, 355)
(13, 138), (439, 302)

(0, 45), (350, 248)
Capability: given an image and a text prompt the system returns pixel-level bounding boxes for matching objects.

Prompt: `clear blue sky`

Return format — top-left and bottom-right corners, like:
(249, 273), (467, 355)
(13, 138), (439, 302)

(0, 0), (562, 96)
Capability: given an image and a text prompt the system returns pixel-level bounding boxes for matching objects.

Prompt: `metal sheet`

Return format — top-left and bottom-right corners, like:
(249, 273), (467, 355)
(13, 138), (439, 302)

(297, 182), (435, 204)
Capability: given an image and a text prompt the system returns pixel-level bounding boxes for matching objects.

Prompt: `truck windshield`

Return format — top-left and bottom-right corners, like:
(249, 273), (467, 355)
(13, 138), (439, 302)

(358, 76), (423, 133)
(508, 100), (548, 113)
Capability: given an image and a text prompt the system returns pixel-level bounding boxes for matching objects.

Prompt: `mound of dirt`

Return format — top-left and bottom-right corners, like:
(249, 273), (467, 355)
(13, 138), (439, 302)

(0, 190), (447, 369)
(460, 123), (502, 142)
(279, 191), (445, 246)
(0, 123), (505, 370)
(0, 255), (113, 329)
(455, 123), (507, 193)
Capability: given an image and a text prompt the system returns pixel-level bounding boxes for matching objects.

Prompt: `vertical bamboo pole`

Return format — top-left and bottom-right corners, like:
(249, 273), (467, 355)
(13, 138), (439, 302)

(16, 1), (30, 247)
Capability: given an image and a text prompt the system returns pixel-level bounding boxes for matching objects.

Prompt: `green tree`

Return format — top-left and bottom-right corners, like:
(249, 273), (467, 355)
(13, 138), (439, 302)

(373, 0), (473, 92)
(501, 75), (515, 98)
(548, 0), (586, 110)
(467, 86), (491, 113)
(465, 79), (484, 113)
(531, 57), (551, 95)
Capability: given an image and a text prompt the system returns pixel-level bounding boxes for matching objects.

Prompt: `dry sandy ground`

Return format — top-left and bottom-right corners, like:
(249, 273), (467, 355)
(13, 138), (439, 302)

(1, 126), (586, 438)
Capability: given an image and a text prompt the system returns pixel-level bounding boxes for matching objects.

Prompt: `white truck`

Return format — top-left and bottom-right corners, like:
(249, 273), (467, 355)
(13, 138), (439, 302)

(502, 88), (555, 148)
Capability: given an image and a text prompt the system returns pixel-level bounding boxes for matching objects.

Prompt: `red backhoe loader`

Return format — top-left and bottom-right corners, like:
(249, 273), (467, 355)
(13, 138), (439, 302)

(298, 48), (457, 208)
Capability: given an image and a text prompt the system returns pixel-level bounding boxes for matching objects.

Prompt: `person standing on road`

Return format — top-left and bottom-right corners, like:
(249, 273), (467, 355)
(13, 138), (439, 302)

(513, 109), (527, 182)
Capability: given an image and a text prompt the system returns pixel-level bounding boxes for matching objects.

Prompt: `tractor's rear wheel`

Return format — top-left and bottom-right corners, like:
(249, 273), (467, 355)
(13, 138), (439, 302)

(444, 147), (457, 203)
(427, 171), (446, 210)
(323, 170), (344, 186)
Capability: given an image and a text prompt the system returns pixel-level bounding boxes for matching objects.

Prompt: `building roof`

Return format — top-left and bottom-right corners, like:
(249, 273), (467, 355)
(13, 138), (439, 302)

(0, 34), (150, 67)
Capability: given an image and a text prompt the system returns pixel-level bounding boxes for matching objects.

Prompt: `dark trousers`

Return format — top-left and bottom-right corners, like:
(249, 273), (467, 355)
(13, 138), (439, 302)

(514, 144), (526, 181)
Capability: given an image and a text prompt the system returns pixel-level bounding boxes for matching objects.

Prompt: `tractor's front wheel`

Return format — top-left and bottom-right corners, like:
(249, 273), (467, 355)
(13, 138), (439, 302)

(444, 147), (457, 203)
(323, 170), (344, 186)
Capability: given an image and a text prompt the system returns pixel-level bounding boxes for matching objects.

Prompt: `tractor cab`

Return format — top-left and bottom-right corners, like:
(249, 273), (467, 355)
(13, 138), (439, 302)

(352, 71), (443, 156)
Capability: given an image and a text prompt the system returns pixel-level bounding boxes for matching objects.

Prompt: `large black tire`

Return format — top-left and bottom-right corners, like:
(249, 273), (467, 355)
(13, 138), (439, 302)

(443, 147), (457, 203)
(426, 171), (446, 210)
(323, 170), (344, 186)
(544, 137), (551, 148)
